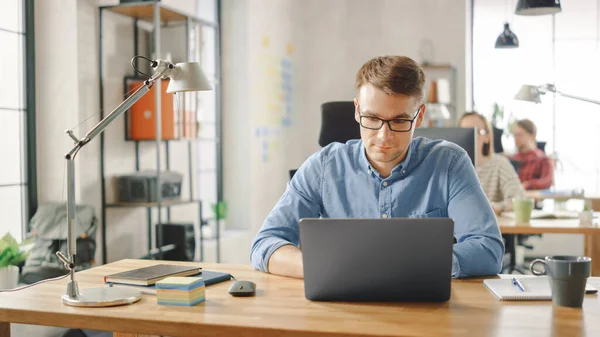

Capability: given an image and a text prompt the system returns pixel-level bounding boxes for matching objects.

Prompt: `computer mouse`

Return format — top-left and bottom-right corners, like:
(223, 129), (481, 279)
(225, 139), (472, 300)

(228, 280), (256, 297)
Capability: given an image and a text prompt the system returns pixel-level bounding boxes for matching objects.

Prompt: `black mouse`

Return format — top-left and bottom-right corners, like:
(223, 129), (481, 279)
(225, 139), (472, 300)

(228, 280), (256, 297)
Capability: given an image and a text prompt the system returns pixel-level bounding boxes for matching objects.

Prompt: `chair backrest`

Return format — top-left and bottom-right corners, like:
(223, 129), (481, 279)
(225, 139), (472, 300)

(291, 102), (360, 180)
(536, 141), (547, 153)
(318, 101), (361, 147)
(492, 126), (504, 153)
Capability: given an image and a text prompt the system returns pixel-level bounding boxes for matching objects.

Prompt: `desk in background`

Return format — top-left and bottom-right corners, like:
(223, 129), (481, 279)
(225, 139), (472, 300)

(524, 190), (600, 211)
(2, 259), (600, 337)
(498, 215), (600, 276)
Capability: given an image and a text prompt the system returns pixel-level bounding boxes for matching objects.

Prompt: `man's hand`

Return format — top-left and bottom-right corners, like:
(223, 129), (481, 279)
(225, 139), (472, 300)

(267, 245), (304, 279)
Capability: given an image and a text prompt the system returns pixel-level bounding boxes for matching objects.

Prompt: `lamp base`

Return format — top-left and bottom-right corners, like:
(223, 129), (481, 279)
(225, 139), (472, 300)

(62, 287), (142, 307)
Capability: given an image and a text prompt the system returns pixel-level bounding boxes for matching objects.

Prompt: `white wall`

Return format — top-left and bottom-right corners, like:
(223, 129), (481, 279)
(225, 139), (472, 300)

(35, 0), (81, 204)
(222, 0), (470, 263)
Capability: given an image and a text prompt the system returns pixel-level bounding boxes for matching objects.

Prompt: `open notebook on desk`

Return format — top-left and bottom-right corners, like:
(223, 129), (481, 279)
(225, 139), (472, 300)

(502, 210), (580, 220)
(484, 277), (597, 301)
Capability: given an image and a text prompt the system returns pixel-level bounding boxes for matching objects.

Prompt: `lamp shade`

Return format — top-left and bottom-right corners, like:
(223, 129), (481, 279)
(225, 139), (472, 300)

(515, 0), (561, 16)
(166, 62), (212, 93)
(514, 84), (542, 103)
(495, 23), (519, 48)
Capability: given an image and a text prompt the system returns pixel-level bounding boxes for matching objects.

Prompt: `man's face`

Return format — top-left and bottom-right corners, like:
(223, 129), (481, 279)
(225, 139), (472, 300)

(354, 84), (425, 169)
(513, 125), (534, 152)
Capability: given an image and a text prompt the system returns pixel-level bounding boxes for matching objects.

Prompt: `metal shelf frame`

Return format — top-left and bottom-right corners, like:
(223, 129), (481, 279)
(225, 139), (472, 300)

(98, 0), (222, 264)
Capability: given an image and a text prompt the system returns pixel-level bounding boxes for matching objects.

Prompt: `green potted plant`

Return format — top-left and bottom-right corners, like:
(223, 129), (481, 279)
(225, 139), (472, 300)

(202, 201), (228, 239)
(0, 233), (32, 289)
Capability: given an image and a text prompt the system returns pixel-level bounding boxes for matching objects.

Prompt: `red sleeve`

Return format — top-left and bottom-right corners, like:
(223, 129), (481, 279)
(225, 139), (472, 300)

(525, 157), (554, 190)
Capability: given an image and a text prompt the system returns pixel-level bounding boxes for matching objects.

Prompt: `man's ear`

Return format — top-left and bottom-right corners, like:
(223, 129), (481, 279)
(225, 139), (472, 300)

(354, 98), (360, 123)
(414, 104), (426, 128)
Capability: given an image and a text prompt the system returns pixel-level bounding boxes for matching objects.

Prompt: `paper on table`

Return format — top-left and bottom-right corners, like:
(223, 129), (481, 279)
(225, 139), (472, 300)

(484, 277), (597, 301)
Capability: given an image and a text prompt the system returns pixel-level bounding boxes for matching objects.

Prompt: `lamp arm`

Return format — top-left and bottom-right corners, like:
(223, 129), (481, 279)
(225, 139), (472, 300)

(56, 66), (166, 299)
(556, 91), (600, 106)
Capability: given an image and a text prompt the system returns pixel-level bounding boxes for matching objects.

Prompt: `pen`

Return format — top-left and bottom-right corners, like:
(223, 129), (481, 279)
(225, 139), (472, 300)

(512, 277), (526, 292)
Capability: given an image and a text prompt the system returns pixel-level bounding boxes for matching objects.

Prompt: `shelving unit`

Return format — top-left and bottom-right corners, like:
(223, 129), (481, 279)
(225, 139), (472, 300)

(98, 1), (222, 264)
(422, 64), (457, 124)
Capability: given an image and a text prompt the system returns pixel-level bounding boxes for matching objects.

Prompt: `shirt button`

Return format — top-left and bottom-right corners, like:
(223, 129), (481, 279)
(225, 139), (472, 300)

(383, 181), (388, 187)
(381, 214), (388, 219)
(402, 170), (406, 175)
(368, 169), (372, 174)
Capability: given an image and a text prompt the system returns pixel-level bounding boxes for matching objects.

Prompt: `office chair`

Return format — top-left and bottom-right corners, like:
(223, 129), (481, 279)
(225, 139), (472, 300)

(289, 101), (360, 179)
(493, 126), (504, 154)
(318, 101), (361, 147)
(536, 141), (547, 153)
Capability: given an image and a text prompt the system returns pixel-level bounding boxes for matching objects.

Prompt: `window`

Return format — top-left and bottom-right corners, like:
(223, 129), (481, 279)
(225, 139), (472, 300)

(0, 0), (35, 242)
(473, 0), (600, 193)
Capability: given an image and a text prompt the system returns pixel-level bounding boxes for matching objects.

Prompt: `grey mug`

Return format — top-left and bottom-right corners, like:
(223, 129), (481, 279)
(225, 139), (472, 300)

(530, 255), (591, 308)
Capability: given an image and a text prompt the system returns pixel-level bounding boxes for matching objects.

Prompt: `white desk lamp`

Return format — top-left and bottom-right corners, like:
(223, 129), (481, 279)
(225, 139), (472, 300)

(515, 84), (600, 106)
(57, 57), (212, 307)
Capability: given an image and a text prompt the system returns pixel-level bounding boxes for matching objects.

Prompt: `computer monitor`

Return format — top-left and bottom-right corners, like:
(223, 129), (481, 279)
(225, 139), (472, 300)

(413, 127), (476, 165)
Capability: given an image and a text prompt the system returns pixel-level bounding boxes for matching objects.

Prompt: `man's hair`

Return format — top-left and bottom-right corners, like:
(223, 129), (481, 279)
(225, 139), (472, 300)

(515, 119), (537, 136)
(355, 56), (426, 102)
(459, 111), (494, 157)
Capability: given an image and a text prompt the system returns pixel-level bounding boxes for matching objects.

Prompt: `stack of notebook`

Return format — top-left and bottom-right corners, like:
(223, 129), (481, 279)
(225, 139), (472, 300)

(156, 276), (206, 306)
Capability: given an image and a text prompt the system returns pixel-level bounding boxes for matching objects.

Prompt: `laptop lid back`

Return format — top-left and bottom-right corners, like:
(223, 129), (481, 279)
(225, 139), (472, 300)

(299, 218), (454, 302)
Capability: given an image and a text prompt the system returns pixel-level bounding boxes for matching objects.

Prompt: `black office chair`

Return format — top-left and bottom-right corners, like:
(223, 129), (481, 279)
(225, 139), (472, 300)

(289, 101), (359, 179)
(493, 126), (504, 154)
(317, 101), (360, 147)
(536, 141), (547, 153)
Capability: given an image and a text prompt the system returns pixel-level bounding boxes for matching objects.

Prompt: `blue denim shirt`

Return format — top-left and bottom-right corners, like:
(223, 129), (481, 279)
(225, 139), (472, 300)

(250, 137), (505, 278)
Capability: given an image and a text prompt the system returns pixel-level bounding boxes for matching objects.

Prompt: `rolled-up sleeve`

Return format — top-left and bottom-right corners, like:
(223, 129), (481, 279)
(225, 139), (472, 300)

(250, 151), (323, 272)
(448, 152), (505, 278)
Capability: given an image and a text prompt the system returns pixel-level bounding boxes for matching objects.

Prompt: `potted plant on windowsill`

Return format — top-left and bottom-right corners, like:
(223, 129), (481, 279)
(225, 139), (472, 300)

(0, 233), (32, 289)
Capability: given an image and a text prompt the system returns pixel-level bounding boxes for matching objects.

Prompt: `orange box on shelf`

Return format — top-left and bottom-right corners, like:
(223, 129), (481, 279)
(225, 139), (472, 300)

(126, 78), (179, 140)
(188, 110), (197, 138)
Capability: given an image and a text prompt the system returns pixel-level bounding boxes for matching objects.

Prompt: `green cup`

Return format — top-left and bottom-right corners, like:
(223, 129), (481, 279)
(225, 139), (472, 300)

(513, 197), (534, 224)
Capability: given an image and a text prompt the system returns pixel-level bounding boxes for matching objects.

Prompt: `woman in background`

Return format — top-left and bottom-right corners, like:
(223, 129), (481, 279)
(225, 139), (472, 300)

(459, 112), (524, 214)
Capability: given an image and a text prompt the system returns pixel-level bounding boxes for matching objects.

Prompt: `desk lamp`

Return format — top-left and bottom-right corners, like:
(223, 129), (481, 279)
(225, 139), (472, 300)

(515, 84), (600, 106)
(56, 57), (212, 307)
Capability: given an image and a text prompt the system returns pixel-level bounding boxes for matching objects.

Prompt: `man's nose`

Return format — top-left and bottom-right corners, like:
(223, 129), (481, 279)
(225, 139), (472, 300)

(377, 122), (393, 140)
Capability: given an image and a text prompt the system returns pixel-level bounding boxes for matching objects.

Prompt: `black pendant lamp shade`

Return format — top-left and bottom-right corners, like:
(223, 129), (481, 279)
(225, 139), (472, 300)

(495, 23), (519, 48)
(515, 0), (562, 16)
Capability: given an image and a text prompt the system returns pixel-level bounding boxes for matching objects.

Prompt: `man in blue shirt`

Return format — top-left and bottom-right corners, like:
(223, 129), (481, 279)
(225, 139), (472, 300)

(250, 55), (504, 279)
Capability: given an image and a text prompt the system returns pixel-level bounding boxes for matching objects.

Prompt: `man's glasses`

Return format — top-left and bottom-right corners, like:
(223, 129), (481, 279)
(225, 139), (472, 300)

(357, 104), (421, 132)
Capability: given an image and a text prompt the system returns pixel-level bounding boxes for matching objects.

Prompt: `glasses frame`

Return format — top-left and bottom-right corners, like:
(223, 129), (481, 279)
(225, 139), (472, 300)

(357, 104), (422, 132)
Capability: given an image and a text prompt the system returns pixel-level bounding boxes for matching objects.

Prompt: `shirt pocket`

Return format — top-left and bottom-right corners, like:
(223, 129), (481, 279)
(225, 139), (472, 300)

(408, 208), (442, 218)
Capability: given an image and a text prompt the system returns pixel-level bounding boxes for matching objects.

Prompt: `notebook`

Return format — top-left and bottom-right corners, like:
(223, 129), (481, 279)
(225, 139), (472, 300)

(484, 277), (598, 301)
(106, 270), (233, 295)
(104, 264), (202, 286)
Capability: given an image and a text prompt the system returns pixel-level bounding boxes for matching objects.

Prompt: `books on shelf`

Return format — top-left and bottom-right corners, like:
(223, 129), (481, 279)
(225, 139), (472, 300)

(103, 264), (202, 286)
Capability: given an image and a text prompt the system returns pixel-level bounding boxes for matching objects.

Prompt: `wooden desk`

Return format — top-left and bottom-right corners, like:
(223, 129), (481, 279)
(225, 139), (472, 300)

(524, 190), (600, 210)
(2, 259), (600, 337)
(498, 216), (600, 276)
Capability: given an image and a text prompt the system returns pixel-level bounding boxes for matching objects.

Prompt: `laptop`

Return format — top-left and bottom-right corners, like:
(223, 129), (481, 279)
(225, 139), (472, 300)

(299, 218), (454, 302)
